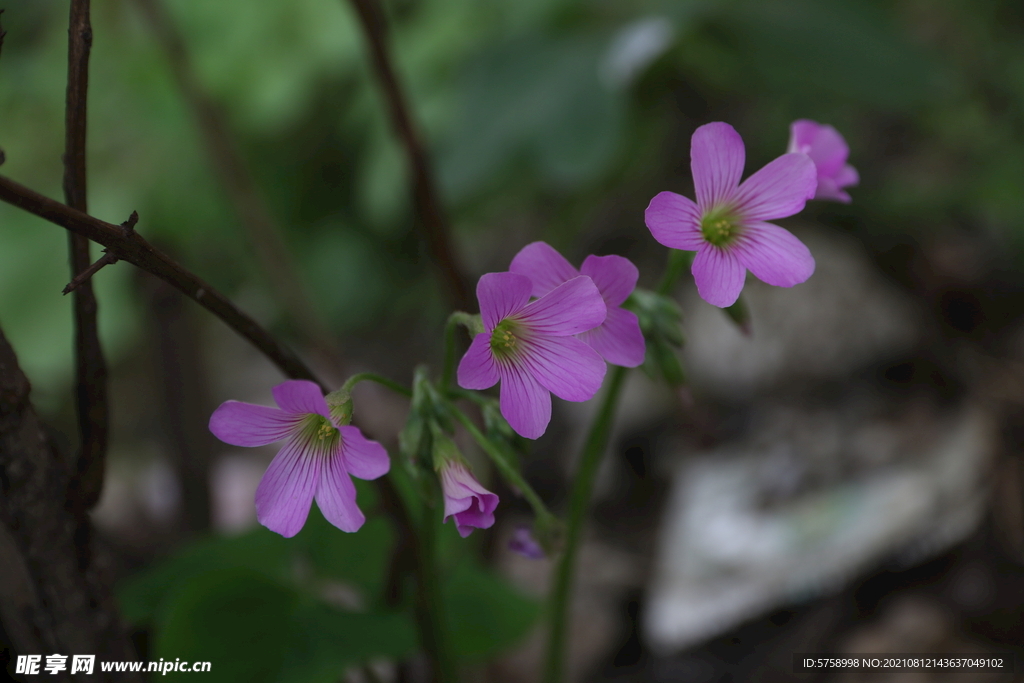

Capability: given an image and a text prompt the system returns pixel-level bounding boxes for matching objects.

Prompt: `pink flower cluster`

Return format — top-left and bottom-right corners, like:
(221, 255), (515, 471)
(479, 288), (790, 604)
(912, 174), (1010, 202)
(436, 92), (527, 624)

(208, 118), (856, 540)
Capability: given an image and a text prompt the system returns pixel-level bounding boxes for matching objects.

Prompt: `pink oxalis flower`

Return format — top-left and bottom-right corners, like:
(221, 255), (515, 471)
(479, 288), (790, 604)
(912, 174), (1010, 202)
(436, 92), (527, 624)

(645, 122), (818, 308)
(508, 526), (545, 559)
(457, 271), (607, 439)
(509, 242), (645, 368)
(209, 380), (390, 537)
(787, 119), (858, 203)
(439, 460), (499, 537)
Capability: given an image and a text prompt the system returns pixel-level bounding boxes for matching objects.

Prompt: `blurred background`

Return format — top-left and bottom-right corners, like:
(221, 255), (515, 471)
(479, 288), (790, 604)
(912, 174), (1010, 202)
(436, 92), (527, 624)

(1, 0), (1023, 680)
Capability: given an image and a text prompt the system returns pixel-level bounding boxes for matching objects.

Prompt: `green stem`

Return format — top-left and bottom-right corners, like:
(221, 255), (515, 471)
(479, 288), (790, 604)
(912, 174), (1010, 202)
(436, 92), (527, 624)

(413, 488), (459, 683)
(442, 311), (479, 392)
(656, 249), (693, 296)
(340, 372), (412, 398)
(542, 365), (627, 683)
(448, 403), (555, 525)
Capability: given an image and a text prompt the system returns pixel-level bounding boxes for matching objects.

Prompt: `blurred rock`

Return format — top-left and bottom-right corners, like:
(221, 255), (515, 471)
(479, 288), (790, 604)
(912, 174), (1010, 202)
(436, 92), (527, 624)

(680, 226), (923, 399)
(645, 401), (995, 653)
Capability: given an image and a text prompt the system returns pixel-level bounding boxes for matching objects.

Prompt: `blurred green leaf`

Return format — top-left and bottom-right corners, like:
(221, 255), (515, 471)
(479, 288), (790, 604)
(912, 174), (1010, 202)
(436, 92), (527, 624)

(441, 33), (626, 198)
(154, 569), (296, 683)
(716, 0), (940, 110)
(297, 508), (395, 605)
(279, 601), (417, 683)
(153, 568), (416, 683)
(118, 528), (293, 624)
(443, 562), (540, 661)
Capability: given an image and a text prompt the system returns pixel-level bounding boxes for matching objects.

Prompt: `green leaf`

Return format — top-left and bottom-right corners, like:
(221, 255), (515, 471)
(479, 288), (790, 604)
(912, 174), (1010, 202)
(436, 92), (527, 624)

(717, 0), (939, 110)
(154, 568), (296, 683)
(441, 33), (626, 198)
(295, 508), (395, 605)
(278, 601), (417, 683)
(443, 562), (541, 661)
(118, 528), (292, 624)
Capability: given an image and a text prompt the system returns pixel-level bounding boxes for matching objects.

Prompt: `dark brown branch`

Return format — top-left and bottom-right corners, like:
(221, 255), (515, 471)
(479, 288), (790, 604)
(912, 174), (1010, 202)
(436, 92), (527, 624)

(0, 325), (142, 681)
(132, 0), (344, 376)
(0, 10), (7, 61)
(346, 0), (472, 312)
(63, 0), (109, 513)
(62, 212), (136, 295)
(0, 173), (327, 392)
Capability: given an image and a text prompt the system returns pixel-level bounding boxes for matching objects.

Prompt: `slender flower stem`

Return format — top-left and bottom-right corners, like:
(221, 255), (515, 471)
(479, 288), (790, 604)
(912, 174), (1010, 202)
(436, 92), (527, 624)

(412, 483), (459, 683)
(341, 372), (412, 398)
(441, 311), (478, 392)
(656, 248), (693, 295)
(448, 403), (555, 526)
(542, 365), (627, 683)
(543, 247), (693, 682)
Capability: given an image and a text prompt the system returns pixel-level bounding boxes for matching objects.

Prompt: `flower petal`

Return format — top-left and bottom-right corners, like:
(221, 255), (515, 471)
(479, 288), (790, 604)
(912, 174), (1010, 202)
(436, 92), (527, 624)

(518, 276), (606, 336)
(578, 306), (646, 368)
(691, 122), (745, 209)
(255, 435), (321, 537)
(477, 272), (532, 331)
(691, 246), (746, 308)
(272, 380), (330, 418)
(732, 153), (817, 221)
(498, 364), (552, 440)
(455, 503), (496, 538)
(645, 191), (705, 251)
(440, 462), (498, 537)
(521, 335), (606, 402)
(316, 453), (365, 533)
(509, 527), (545, 559)
(339, 426), (390, 481)
(209, 401), (299, 447)
(581, 254), (638, 307)
(509, 242), (579, 298)
(733, 221), (815, 287)
(457, 333), (500, 390)
(814, 177), (851, 203)
(788, 119), (848, 177)
(834, 164), (859, 188)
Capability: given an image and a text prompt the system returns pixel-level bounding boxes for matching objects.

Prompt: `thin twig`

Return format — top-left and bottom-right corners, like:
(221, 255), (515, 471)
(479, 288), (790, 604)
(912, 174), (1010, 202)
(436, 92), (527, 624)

(132, 0), (344, 376)
(63, 252), (116, 295)
(62, 212), (137, 295)
(63, 0), (109, 512)
(346, 0), (471, 312)
(0, 10), (7, 61)
(0, 173), (326, 391)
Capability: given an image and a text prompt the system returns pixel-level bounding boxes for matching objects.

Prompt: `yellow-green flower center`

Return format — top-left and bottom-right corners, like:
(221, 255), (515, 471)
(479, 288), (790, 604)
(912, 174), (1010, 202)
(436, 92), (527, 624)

(490, 319), (521, 360)
(700, 207), (741, 247)
(298, 413), (340, 456)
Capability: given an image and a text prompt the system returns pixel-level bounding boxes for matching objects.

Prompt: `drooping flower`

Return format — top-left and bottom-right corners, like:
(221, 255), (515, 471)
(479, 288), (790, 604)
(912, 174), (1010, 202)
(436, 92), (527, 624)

(457, 272), (607, 439)
(645, 122), (818, 308)
(787, 119), (858, 203)
(509, 242), (645, 368)
(439, 459), (499, 538)
(209, 380), (390, 537)
(508, 526), (545, 559)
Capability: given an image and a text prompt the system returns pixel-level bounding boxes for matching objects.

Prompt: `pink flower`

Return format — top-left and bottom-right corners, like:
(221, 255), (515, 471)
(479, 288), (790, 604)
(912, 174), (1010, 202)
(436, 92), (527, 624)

(439, 460), (498, 537)
(209, 380), (390, 537)
(508, 526), (545, 559)
(788, 119), (859, 203)
(645, 122), (818, 308)
(457, 272), (607, 439)
(509, 242), (645, 368)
